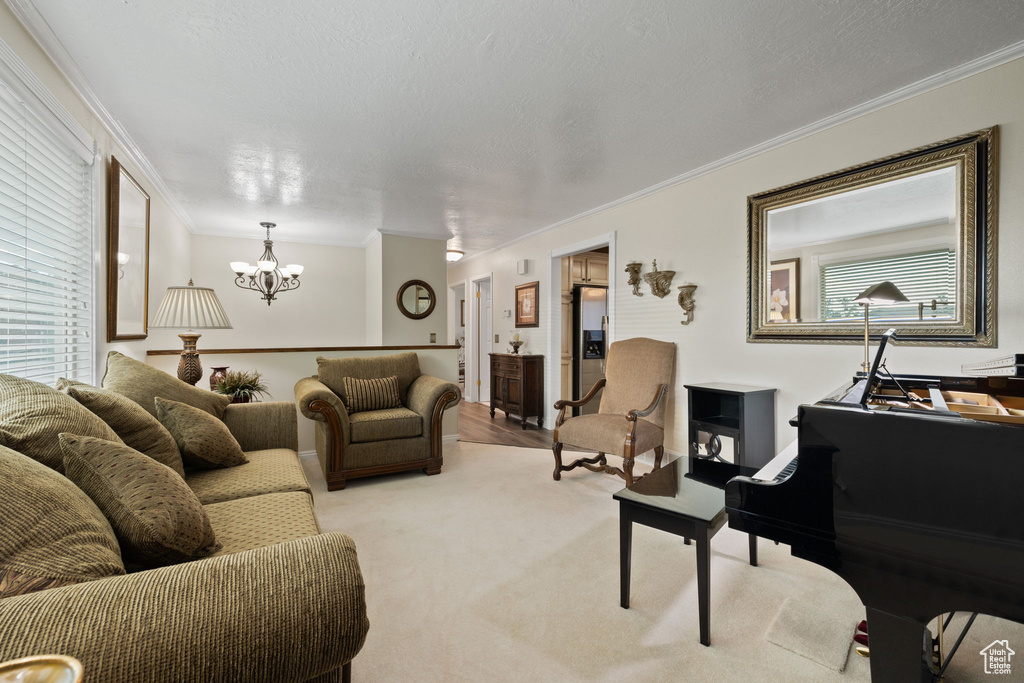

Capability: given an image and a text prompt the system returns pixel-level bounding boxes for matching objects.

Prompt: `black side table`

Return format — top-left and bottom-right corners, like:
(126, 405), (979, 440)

(685, 382), (776, 469)
(614, 457), (758, 646)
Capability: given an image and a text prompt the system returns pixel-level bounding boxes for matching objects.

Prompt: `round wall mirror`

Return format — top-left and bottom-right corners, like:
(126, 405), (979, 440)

(397, 279), (436, 319)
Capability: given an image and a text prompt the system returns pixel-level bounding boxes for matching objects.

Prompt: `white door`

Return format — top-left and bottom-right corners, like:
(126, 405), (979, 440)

(478, 279), (492, 402)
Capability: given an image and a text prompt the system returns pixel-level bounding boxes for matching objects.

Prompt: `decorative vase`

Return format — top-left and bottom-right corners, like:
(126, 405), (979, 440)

(209, 366), (229, 391)
(230, 394), (252, 404)
(510, 340), (524, 354)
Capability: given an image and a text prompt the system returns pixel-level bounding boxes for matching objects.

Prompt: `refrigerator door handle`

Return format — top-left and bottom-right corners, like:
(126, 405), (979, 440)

(600, 315), (609, 372)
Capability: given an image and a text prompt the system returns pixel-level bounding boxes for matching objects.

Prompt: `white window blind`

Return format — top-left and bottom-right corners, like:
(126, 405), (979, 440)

(0, 78), (94, 385)
(820, 249), (956, 323)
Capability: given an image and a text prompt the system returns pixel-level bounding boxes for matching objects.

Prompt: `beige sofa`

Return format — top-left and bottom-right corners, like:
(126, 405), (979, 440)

(0, 370), (369, 682)
(295, 352), (460, 491)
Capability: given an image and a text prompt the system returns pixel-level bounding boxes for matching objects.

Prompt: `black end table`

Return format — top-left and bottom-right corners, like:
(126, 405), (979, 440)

(685, 382), (776, 469)
(613, 457), (758, 646)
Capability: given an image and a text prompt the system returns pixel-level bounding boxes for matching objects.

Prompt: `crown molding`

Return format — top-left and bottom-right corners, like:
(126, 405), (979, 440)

(456, 41), (1024, 268)
(4, 0), (196, 232)
(191, 226), (368, 249)
(378, 227), (452, 241)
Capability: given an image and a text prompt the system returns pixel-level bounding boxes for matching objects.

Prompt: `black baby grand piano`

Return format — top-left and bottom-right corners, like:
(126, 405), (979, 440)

(726, 331), (1024, 683)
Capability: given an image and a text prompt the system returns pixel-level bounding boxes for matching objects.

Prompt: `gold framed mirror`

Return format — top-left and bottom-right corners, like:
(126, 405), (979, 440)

(747, 127), (997, 346)
(397, 279), (436, 320)
(107, 156), (150, 341)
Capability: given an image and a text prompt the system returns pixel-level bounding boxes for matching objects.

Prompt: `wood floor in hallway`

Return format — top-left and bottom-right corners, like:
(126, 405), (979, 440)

(458, 400), (580, 450)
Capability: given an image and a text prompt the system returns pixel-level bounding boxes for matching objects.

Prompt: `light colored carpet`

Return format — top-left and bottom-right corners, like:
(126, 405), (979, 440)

(766, 597), (854, 672)
(301, 442), (1023, 682)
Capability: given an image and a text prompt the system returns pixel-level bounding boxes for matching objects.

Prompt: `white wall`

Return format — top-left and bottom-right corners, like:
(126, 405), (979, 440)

(184, 234), (366, 349)
(380, 234), (448, 345)
(449, 56), (1024, 456)
(364, 233), (383, 345)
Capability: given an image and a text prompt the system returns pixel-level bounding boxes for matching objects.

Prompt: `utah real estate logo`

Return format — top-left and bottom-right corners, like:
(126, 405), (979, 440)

(980, 640), (1014, 675)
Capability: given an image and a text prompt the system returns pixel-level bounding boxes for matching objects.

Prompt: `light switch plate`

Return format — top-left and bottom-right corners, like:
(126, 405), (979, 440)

(429, 333), (436, 343)
(494, 334), (499, 343)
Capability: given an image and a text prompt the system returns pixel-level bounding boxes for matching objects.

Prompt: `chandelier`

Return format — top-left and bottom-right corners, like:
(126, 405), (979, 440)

(229, 222), (305, 306)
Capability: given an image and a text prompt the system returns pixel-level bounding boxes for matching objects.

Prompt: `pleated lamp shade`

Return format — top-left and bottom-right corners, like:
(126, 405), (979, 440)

(151, 279), (232, 331)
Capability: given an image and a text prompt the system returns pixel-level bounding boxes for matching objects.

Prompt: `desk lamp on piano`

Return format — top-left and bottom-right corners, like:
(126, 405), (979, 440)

(726, 329), (1024, 683)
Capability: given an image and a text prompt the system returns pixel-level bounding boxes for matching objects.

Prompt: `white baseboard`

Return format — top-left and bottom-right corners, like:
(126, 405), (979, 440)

(442, 434), (459, 443)
(298, 450), (317, 459)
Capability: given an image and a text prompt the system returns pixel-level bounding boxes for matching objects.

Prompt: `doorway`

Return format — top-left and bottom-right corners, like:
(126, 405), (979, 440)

(476, 278), (492, 402)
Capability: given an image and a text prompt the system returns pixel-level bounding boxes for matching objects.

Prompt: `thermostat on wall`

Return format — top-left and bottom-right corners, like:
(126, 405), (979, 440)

(516, 259), (528, 275)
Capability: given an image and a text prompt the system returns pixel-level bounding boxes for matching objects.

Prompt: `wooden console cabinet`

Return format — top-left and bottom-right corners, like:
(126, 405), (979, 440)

(489, 353), (544, 429)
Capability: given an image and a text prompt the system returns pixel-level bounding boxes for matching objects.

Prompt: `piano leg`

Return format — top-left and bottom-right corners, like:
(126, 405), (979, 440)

(864, 607), (935, 683)
(748, 534), (758, 567)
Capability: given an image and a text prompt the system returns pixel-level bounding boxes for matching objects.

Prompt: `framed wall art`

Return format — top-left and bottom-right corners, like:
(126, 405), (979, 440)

(515, 281), (539, 328)
(768, 258), (800, 322)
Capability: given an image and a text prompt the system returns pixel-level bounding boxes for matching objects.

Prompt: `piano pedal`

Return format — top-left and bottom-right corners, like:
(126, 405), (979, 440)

(855, 646), (870, 658)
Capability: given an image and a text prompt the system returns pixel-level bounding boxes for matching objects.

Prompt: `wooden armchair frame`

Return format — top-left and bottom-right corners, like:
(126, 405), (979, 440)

(552, 381), (669, 486)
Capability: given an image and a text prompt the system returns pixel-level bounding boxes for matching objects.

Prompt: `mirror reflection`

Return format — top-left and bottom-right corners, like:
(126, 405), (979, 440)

(397, 279), (435, 319)
(107, 156), (150, 341)
(765, 165), (958, 325)
(747, 127), (996, 347)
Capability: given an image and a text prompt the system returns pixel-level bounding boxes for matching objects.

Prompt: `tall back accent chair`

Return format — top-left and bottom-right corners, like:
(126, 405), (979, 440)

(295, 353), (461, 491)
(552, 337), (676, 486)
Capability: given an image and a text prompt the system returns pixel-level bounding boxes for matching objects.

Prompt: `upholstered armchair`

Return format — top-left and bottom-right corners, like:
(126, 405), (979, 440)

(295, 352), (460, 491)
(552, 337), (676, 486)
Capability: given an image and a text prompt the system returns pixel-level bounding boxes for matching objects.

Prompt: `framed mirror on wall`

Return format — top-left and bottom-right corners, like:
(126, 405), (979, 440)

(107, 156), (150, 341)
(397, 279), (436, 320)
(747, 127), (997, 347)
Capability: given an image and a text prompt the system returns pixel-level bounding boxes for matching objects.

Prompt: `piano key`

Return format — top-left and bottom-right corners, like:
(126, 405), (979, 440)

(752, 440), (798, 481)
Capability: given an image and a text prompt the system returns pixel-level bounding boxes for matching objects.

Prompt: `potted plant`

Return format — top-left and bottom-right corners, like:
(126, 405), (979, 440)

(214, 369), (269, 404)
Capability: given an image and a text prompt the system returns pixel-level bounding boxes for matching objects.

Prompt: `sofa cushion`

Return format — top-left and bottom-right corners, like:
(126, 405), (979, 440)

(205, 491), (320, 556)
(156, 398), (248, 470)
(59, 380), (186, 478)
(186, 448), (311, 505)
(59, 434), (221, 567)
(0, 373), (123, 473)
(349, 407), (422, 443)
(342, 375), (401, 413)
(0, 445), (124, 598)
(556, 413), (664, 457)
(102, 351), (230, 419)
(317, 352), (421, 405)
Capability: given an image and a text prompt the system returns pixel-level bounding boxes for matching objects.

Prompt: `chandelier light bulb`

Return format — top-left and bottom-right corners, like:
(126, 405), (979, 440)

(285, 264), (304, 276)
(230, 261), (249, 273)
(258, 260), (275, 272)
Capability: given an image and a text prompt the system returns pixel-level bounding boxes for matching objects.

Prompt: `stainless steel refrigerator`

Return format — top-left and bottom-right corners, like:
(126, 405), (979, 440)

(573, 285), (608, 416)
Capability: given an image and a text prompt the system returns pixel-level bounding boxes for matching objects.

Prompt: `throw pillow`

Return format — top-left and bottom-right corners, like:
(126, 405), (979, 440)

(101, 351), (230, 419)
(59, 434), (221, 567)
(155, 398), (248, 470)
(0, 444), (124, 598)
(60, 381), (186, 478)
(342, 375), (402, 413)
(0, 373), (123, 473)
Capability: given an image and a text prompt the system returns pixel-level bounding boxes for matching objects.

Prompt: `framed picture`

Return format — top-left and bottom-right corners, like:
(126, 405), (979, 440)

(515, 281), (540, 328)
(460, 299), (465, 327)
(768, 258), (800, 322)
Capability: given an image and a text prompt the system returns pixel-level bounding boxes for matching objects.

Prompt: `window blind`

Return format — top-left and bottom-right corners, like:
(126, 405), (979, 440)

(0, 78), (93, 385)
(820, 249), (955, 322)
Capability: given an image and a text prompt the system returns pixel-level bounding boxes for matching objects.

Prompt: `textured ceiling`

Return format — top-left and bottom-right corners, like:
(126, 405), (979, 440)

(24, 0), (1024, 255)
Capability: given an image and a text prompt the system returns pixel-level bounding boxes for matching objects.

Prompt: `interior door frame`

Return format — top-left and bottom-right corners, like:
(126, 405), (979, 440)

(466, 272), (493, 404)
(546, 232), (616, 428)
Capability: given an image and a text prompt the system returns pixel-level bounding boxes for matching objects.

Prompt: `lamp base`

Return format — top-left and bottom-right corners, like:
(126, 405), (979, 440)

(178, 333), (203, 386)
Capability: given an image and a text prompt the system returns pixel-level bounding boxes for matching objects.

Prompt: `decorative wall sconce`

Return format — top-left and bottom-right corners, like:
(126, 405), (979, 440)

(643, 259), (675, 298)
(625, 262), (643, 297)
(116, 252), (130, 280)
(677, 282), (698, 325)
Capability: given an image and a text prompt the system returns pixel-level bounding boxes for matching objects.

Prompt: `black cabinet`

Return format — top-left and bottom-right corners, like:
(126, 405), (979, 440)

(685, 383), (776, 469)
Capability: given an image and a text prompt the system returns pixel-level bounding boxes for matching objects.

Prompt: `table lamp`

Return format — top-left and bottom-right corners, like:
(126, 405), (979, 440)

(150, 279), (232, 385)
(853, 281), (908, 372)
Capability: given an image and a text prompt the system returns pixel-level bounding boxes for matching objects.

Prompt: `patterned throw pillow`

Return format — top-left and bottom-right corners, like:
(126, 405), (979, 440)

(59, 434), (221, 567)
(101, 351), (230, 419)
(155, 398), (248, 470)
(0, 373), (123, 473)
(0, 444), (124, 598)
(58, 380), (186, 478)
(342, 375), (402, 413)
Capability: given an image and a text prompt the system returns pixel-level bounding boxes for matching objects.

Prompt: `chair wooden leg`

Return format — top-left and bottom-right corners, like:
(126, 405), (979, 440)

(341, 661), (351, 683)
(552, 442), (563, 481)
(653, 445), (665, 469)
(622, 448), (636, 487)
